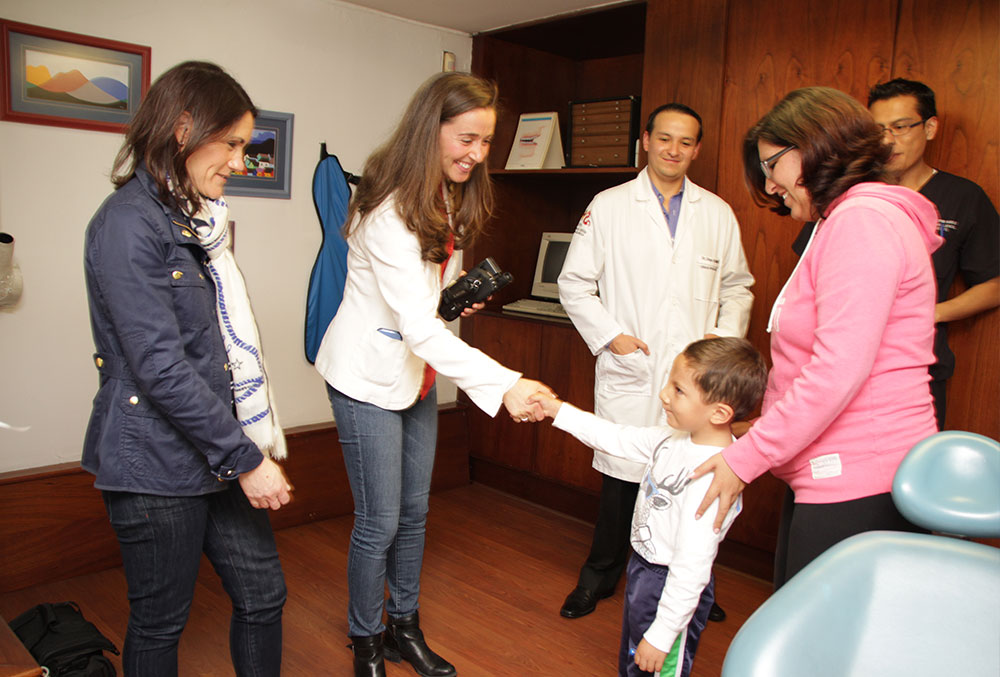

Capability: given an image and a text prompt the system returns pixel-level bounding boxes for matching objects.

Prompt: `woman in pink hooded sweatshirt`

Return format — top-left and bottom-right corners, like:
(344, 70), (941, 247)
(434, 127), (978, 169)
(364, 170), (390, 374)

(692, 87), (942, 588)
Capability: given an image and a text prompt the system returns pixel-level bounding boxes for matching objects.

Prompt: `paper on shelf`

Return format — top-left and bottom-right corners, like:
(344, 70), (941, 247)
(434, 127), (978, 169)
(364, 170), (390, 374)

(505, 112), (565, 170)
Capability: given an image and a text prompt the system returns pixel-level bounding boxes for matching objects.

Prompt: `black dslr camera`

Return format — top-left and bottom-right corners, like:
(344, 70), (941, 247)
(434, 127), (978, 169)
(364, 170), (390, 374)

(438, 257), (513, 321)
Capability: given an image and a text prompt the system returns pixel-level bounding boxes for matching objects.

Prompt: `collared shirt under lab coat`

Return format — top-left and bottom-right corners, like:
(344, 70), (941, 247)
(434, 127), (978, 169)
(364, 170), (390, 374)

(558, 168), (754, 481)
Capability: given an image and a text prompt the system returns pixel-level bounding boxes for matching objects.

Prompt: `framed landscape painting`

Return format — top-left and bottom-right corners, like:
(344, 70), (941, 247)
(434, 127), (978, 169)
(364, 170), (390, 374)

(225, 110), (294, 199)
(0, 19), (150, 133)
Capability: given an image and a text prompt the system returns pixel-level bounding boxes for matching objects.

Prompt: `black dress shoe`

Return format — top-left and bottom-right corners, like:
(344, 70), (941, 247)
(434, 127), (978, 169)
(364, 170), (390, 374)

(708, 601), (727, 622)
(349, 634), (387, 677)
(560, 585), (613, 619)
(384, 611), (456, 677)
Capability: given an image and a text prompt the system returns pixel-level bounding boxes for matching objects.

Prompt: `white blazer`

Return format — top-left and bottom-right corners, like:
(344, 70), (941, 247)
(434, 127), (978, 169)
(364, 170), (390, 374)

(558, 169), (754, 481)
(315, 195), (520, 414)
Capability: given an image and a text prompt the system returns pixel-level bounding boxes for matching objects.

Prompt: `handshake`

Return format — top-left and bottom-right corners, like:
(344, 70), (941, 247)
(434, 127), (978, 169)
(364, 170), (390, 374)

(502, 378), (564, 423)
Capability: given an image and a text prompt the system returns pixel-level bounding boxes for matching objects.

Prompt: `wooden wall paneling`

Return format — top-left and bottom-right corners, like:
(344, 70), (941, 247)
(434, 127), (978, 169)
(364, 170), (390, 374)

(892, 0), (1000, 439)
(0, 466), (121, 595)
(460, 313), (542, 471)
(722, 471), (785, 560)
(469, 457), (601, 523)
(478, 2), (646, 62)
(472, 36), (576, 172)
(267, 421), (354, 531)
(715, 0), (898, 554)
(640, 0), (729, 192)
(944, 307), (1000, 440)
(476, 177), (573, 304)
(573, 53), (645, 103)
(892, 0), (1000, 191)
(717, 0), (898, 398)
(562, 173), (642, 227)
(474, 174), (639, 307)
(533, 323), (601, 492)
(0, 407), (470, 594)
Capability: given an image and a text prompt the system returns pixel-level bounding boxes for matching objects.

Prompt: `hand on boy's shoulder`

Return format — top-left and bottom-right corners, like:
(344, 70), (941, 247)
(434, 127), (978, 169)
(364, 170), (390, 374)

(527, 391), (562, 419)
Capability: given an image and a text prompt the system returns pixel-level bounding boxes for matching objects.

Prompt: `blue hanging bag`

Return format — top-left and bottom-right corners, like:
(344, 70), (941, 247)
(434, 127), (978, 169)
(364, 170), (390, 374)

(304, 148), (354, 363)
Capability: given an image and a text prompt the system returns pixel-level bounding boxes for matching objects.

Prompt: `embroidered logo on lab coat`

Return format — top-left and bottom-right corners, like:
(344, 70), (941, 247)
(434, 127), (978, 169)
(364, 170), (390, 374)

(697, 255), (719, 271)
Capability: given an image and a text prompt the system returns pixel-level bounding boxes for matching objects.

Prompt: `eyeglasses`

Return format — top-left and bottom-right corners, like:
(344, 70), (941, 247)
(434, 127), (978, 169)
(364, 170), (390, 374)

(878, 119), (926, 137)
(760, 146), (795, 179)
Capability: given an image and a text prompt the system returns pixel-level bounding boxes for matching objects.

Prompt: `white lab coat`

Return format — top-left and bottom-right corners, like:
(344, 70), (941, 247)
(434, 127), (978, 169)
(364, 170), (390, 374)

(558, 169), (754, 481)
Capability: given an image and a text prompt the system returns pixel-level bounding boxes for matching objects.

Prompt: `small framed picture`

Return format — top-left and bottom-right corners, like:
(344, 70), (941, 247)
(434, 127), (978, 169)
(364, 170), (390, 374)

(0, 19), (150, 133)
(225, 109), (294, 199)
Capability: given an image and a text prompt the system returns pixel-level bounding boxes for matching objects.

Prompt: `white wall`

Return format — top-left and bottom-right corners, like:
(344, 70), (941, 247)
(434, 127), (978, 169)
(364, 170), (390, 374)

(0, 0), (472, 471)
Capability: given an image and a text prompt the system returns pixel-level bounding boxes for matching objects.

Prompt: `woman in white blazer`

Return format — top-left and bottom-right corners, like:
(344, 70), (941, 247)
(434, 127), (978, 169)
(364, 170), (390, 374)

(314, 73), (551, 677)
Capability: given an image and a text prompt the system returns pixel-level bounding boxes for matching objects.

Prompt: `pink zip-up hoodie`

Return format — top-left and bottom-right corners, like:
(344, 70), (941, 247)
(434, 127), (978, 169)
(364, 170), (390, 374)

(723, 182), (943, 503)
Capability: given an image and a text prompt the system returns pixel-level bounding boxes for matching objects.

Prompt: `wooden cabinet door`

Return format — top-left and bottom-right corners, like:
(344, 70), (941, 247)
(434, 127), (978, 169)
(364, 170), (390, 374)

(462, 313), (541, 471)
(534, 324), (602, 492)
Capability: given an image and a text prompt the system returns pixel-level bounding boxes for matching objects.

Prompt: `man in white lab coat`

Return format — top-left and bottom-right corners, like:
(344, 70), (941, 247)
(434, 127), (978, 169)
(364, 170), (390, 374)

(557, 103), (754, 619)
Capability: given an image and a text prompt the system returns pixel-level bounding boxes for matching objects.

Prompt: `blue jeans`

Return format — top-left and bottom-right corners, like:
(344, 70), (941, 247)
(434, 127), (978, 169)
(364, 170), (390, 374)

(103, 483), (286, 677)
(327, 383), (438, 637)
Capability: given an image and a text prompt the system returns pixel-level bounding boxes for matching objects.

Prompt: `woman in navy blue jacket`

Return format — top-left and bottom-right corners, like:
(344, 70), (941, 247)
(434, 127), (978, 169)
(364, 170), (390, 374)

(83, 61), (291, 676)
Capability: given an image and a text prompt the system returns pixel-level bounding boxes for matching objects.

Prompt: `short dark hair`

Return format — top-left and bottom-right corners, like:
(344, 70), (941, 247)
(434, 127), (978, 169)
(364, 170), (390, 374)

(868, 78), (936, 120)
(112, 61), (257, 215)
(646, 103), (703, 143)
(681, 337), (768, 421)
(742, 87), (890, 218)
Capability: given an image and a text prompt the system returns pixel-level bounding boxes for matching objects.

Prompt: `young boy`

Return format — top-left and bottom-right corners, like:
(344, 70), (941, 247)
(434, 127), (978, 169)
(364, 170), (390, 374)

(531, 337), (768, 677)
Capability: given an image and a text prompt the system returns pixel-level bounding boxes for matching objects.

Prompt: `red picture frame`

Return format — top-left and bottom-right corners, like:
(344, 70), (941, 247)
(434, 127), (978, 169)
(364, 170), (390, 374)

(0, 19), (150, 133)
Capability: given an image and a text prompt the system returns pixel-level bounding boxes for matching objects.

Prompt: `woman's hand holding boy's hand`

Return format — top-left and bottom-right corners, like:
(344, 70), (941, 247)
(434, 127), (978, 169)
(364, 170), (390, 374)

(634, 639), (667, 674)
(527, 391), (563, 419)
(503, 378), (555, 422)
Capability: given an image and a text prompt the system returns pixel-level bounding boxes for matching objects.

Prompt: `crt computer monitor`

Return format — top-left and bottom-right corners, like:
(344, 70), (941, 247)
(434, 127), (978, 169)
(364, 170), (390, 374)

(531, 232), (573, 301)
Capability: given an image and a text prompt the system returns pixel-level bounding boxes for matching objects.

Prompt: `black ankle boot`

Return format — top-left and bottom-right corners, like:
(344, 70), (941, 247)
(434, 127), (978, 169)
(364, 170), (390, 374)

(383, 611), (456, 677)
(349, 634), (386, 677)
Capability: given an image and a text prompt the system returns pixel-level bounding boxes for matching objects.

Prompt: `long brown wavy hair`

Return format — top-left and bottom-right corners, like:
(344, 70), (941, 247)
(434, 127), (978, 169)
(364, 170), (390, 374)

(742, 87), (890, 218)
(112, 61), (257, 215)
(346, 72), (498, 263)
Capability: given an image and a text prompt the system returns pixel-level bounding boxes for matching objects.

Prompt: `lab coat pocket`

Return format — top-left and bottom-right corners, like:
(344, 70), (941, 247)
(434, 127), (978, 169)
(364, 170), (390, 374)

(354, 327), (408, 387)
(692, 254), (721, 302)
(597, 349), (652, 396)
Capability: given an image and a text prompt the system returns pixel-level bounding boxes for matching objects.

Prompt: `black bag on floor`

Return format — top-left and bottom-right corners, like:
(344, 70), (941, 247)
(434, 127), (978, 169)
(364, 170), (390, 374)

(8, 601), (118, 676)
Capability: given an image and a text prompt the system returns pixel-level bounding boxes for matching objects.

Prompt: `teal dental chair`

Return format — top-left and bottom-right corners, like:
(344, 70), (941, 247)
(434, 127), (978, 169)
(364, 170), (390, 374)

(721, 431), (1000, 677)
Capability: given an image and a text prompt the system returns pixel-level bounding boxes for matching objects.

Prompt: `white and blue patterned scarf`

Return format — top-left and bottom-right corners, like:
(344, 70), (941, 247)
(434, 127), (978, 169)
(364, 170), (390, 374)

(192, 196), (287, 460)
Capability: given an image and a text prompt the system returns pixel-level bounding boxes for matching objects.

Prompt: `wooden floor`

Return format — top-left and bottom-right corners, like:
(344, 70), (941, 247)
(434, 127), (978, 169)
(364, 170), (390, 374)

(0, 484), (772, 675)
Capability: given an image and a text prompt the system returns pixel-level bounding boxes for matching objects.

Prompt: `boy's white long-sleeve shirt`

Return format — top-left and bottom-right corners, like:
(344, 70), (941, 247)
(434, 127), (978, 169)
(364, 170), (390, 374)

(553, 403), (742, 653)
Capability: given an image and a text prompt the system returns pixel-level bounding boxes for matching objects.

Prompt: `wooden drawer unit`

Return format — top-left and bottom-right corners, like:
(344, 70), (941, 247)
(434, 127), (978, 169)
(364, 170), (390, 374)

(570, 146), (631, 167)
(568, 96), (640, 167)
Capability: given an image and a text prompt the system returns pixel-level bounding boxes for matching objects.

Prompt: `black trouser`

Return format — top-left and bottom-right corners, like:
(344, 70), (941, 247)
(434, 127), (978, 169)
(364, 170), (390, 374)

(929, 377), (946, 431)
(577, 474), (640, 595)
(772, 488), (928, 590)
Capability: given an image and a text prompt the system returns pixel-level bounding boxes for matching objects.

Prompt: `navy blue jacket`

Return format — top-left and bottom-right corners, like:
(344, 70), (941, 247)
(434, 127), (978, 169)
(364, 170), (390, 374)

(82, 166), (263, 495)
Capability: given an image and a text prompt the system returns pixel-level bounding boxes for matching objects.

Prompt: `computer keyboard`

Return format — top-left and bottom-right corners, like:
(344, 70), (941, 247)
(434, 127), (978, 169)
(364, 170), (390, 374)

(502, 298), (569, 318)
